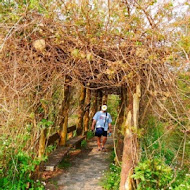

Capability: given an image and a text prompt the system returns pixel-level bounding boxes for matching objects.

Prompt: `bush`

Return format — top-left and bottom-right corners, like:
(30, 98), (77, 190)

(102, 163), (121, 190)
(58, 156), (72, 169)
(141, 116), (176, 165)
(170, 170), (190, 190)
(136, 116), (190, 190)
(101, 151), (121, 190)
(86, 131), (94, 140)
(132, 158), (190, 190)
(81, 139), (87, 148)
(107, 95), (120, 125)
(173, 174), (190, 190)
(132, 158), (173, 190)
(0, 150), (44, 190)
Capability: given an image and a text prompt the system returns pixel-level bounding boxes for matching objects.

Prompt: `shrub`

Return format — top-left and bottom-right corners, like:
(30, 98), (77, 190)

(173, 173), (190, 190)
(107, 95), (120, 125)
(102, 163), (121, 190)
(132, 158), (173, 190)
(101, 151), (121, 190)
(133, 115), (190, 190)
(81, 139), (87, 148)
(0, 150), (44, 190)
(86, 131), (94, 140)
(58, 156), (72, 169)
(170, 170), (190, 190)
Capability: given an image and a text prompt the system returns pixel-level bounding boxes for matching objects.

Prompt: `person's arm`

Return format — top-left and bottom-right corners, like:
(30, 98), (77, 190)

(92, 112), (98, 131)
(91, 119), (96, 131)
(108, 123), (112, 133)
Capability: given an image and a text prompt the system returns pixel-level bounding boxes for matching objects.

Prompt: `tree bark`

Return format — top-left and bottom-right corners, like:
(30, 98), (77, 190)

(102, 93), (108, 105)
(89, 90), (98, 126)
(83, 88), (91, 132)
(60, 84), (70, 145)
(120, 84), (141, 190)
(116, 87), (127, 162)
(77, 86), (86, 135)
(38, 128), (47, 158)
(97, 90), (103, 110)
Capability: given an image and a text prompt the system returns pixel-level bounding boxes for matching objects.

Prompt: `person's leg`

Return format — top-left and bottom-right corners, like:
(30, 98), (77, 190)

(102, 130), (108, 149)
(97, 136), (101, 150)
(102, 136), (107, 148)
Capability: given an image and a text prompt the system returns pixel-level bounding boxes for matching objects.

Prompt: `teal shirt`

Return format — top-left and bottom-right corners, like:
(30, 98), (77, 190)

(93, 111), (112, 131)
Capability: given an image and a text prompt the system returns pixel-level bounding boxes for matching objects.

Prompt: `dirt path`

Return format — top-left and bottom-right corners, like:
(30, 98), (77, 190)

(46, 137), (113, 190)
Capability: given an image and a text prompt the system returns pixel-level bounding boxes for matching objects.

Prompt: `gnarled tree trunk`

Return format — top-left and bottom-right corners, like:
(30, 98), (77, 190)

(120, 84), (141, 190)
(116, 86), (127, 162)
(60, 84), (70, 145)
(38, 128), (47, 158)
(89, 90), (98, 126)
(102, 93), (108, 105)
(77, 86), (86, 135)
(83, 88), (91, 133)
(97, 90), (103, 110)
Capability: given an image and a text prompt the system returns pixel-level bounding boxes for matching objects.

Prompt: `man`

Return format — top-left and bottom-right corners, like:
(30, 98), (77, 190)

(91, 104), (112, 151)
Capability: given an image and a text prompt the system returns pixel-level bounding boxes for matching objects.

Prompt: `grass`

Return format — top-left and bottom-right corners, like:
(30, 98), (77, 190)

(81, 139), (88, 148)
(100, 150), (121, 190)
(58, 156), (72, 169)
(86, 130), (94, 140)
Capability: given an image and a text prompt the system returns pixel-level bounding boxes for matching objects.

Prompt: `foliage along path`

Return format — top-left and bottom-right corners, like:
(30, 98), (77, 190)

(46, 137), (113, 190)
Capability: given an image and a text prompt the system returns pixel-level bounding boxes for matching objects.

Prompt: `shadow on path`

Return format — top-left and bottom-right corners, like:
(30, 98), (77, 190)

(45, 137), (113, 190)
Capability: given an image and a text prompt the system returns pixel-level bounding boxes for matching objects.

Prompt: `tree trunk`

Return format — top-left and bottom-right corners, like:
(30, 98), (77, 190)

(102, 93), (108, 105)
(120, 84), (141, 190)
(97, 90), (103, 110)
(116, 87), (127, 162)
(83, 88), (91, 132)
(89, 90), (98, 126)
(38, 128), (47, 158)
(77, 86), (86, 135)
(60, 84), (70, 145)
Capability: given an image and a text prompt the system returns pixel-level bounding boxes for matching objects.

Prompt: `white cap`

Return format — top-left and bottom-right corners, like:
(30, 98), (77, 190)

(101, 105), (107, 111)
